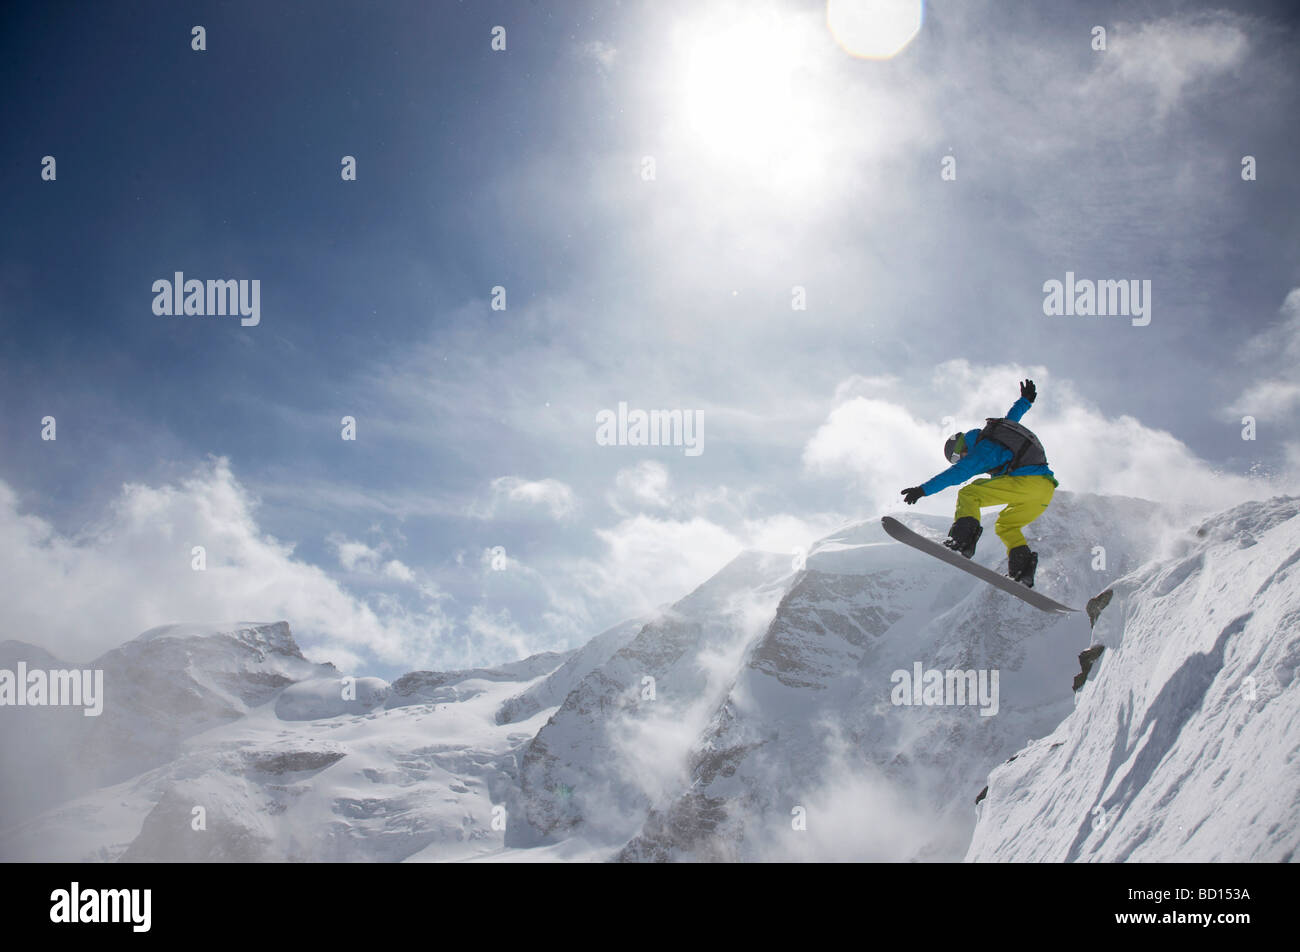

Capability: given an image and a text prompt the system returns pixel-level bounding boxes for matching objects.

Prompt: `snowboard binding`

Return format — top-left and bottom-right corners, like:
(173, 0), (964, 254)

(942, 517), (982, 559)
(1007, 545), (1038, 588)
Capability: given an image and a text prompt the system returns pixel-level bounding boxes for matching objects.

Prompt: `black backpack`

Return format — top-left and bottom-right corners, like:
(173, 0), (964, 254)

(978, 418), (1047, 477)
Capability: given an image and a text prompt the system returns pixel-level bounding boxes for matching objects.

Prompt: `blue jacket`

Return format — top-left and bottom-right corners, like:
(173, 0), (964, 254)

(920, 397), (1056, 496)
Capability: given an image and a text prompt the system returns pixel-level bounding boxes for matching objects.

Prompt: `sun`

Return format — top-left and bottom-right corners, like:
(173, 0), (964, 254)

(661, 1), (921, 197)
(666, 6), (829, 192)
(676, 13), (799, 159)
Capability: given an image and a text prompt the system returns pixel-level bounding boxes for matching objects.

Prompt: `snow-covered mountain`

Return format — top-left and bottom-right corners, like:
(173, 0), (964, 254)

(2, 491), (1295, 862)
(0, 621), (336, 831)
(609, 491), (1173, 861)
(965, 496), (1300, 862)
(512, 550), (794, 849)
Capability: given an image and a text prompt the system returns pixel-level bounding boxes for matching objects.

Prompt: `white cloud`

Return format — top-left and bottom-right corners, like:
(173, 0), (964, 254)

(464, 606), (534, 663)
(1227, 381), (1300, 422)
(482, 476), (578, 520)
(739, 512), (843, 560)
(1242, 288), (1300, 363)
(331, 537), (420, 587)
(574, 515), (744, 619)
(755, 721), (968, 861)
(0, 458), (459, 668)
(1227, 289), (1300, 422)
(383, 559), (415, 582)
(1087, 14), (1251, 119)
(610, 461), (673, 512)
(802, 397), (941, 515)
(334, 539), (382, 573)
(553, 466), (843, 635)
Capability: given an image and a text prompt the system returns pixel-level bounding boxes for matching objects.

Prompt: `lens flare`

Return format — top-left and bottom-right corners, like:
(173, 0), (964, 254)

(826, 0), (924, 59)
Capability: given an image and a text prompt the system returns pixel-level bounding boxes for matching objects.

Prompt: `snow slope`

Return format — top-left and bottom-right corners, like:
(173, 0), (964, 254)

(0, 621), (336, 830)
(512, 550), (795, 850)
(496, 618), (645, 726)
(965, 496), (1300, 862)
(0, 631), (568, 862)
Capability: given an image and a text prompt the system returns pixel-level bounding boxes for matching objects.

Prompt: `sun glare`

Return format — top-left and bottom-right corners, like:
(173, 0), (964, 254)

(668, 8), (829, 192)
(677, 15), (799, 158)
(664, 1), (922, 197)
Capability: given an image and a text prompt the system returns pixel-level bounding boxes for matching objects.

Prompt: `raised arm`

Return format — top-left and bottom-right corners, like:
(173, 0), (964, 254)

(1006, 379), (1036, 422)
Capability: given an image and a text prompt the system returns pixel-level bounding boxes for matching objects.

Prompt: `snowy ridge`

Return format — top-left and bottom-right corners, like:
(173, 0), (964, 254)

(0, 621), (569, 862)
(0, 620), (336, 829)
(496, 618), (645, 726)
(512, 550), (794, 849)
(965, 496), (1300, 862)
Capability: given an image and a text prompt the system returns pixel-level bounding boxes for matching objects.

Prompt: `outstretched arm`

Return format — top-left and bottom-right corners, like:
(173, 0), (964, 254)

(1006, 378), (1036, 422)
(918, 446), (995, 496)
(901, 439), (1002, 503)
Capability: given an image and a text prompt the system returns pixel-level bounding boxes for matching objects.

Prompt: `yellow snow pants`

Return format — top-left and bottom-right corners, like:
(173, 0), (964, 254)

(954, 475), (1057, 552)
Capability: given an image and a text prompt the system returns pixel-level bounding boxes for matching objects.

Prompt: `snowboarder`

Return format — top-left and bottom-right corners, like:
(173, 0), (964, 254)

(898, 380), (1058, 587)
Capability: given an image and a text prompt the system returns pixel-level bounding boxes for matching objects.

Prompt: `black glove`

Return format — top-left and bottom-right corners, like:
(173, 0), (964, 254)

(1020, 379), (1036, 403)
(901, 486), (925, 505)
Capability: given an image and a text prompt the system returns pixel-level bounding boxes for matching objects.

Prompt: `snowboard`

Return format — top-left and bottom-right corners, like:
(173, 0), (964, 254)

(881, 516), (1077, 615)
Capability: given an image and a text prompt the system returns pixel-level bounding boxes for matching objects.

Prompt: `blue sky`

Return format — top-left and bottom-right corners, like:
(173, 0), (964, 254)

(2, 0), (1298, 675)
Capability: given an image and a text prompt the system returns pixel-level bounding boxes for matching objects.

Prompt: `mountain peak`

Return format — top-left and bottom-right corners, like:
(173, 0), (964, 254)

(130, 620), (302, 658)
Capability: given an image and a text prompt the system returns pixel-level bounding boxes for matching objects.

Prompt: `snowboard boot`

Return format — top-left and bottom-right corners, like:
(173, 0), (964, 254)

(942, 517), (982, 559)
(1007, 545), (1038, 588)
